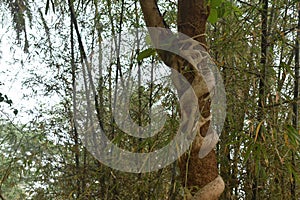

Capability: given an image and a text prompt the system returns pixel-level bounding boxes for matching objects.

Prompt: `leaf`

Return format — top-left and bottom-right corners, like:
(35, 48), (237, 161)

(286, 125), (300, 147)
(13, 109), (18, 116)
(208, 9), (218, 24)
(6, 99), (12, 106)
(145, 34), (152, 45)
(243, 140), (254, 163)
(210, 0), (223, 8)
(254, 120), (264, 142)
(137, 48), (156, 62)
(217, 6), (225, 18)
(284, 133), (290, 146)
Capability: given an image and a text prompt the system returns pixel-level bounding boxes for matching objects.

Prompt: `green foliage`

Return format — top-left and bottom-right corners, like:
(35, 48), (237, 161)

(207, 0), (240, 24)
(137, 48), (156, 62)
(0, 0), (299, 199)
(285, 125), (300, 148)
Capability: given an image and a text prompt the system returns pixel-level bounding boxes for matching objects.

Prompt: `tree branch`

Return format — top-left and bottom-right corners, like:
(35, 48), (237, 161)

(139, 0), (168, 28)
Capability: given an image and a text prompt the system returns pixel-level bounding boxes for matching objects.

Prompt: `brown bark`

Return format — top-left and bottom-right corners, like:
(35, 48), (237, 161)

(139, 0), (166, 28)
(176, 0), (220, 198)
(178, 0), (209, 45)
(139, 0), (224, 199)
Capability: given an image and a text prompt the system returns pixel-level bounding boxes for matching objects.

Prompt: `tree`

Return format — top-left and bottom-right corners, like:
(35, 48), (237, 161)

(139, 0), (224, 199)
(0, 0), (300, 199)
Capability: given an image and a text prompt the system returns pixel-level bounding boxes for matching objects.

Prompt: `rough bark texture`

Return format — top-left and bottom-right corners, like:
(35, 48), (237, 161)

(178, 0), (208, 45)
(139, 0), (224, 199)
(177, 1), (222, 199)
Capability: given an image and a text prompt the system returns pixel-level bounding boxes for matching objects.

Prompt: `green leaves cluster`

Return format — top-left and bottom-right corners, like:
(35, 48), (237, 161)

(207, 0), (237, 24)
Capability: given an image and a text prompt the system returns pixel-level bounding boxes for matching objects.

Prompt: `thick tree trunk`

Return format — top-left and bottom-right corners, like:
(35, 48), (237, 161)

(139, 0), (224, 199)
(176, 0), (219, 196)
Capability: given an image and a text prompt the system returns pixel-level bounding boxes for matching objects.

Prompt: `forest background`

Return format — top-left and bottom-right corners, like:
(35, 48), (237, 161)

(0, 0), (299, 199)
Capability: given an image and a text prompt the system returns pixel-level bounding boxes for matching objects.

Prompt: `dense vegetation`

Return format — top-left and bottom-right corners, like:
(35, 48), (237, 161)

(0, 0), (299, 199)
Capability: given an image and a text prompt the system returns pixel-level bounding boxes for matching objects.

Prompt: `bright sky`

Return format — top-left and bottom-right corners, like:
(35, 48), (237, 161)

(0, 25), (60, 124)
(0, 0), (69, 125)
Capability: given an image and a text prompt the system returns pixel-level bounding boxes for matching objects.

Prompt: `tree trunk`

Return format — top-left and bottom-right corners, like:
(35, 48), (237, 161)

(139, 0), (224, 199)
(253, 0), (269, 199)
(176, 0), (219, 195)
